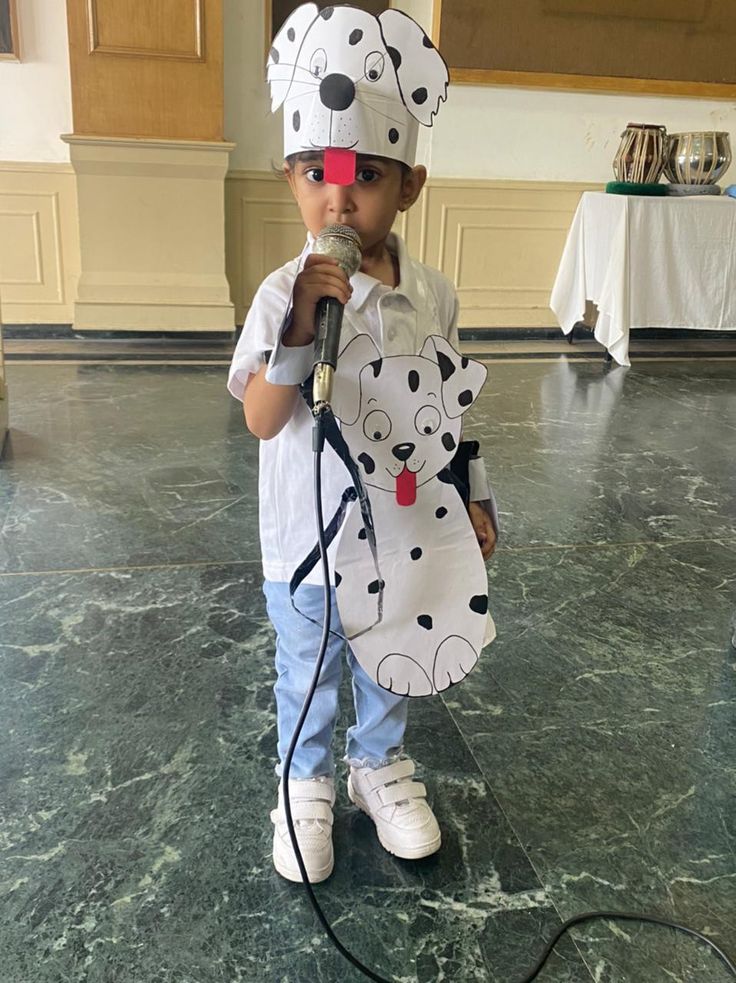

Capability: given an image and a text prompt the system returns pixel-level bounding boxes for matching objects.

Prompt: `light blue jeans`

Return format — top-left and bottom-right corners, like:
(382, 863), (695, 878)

(263, 580), (409, 779)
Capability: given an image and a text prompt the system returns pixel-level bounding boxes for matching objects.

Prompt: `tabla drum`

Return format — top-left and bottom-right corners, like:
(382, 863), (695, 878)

(664, 132), (732, 185)
(612, 123), (668, 184)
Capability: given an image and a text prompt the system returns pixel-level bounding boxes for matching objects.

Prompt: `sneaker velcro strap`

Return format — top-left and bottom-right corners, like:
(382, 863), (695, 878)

(286, 781), (334, 804)
(276, 800), (334, 825)
(362, 758), (416, 791)
(378, 781), (427, 807)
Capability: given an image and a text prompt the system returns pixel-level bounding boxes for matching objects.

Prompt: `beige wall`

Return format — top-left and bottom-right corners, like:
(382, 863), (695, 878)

(0, 162), (81, 323)
(2, 157), (596, 330)
(226, 170), (598, 328)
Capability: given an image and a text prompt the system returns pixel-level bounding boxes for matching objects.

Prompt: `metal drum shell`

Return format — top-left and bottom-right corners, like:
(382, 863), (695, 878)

(664, 131), (732, 185)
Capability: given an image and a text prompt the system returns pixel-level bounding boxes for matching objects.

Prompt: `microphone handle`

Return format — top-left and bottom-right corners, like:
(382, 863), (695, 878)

(313, 296), (344, 370)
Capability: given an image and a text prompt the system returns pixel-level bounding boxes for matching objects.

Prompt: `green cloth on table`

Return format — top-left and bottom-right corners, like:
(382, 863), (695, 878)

(605, 181), (667, 196)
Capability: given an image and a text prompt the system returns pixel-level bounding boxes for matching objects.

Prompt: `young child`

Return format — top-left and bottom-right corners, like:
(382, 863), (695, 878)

(227, 4), (496, 883)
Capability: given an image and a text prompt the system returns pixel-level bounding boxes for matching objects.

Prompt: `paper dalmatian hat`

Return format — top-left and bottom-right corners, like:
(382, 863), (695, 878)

(267, 3), (449, 184)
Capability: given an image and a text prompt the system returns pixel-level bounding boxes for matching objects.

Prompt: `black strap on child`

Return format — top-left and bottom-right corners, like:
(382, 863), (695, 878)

(288, 377), (384, 641)
(438, 437), (478, 510)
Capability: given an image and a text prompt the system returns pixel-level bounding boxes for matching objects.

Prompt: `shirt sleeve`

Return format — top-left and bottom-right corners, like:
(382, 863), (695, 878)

(227, 265), (297, 402)
(264, 309), (314, 387)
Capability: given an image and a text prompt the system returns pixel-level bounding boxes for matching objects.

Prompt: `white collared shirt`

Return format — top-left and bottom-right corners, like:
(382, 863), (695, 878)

(228, 232), (459, 585)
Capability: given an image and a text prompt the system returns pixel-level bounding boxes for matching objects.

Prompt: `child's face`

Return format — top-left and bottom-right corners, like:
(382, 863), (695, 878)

(284, 153), (426, 255)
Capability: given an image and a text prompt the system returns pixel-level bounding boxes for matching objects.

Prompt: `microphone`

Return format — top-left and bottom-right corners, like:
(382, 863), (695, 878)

(311, 223), (362, 407)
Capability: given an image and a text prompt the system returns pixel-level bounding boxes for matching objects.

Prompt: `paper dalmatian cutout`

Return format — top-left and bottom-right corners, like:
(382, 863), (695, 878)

(267, 3), (449, 183)
(330, 334), (496, 697)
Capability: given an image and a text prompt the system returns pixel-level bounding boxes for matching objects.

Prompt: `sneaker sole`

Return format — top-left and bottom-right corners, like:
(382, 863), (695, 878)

(273, 846), (334, 884)
(348, 784), (442, 860)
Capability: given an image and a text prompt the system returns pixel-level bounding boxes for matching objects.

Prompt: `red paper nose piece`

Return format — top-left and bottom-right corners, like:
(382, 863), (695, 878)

(324, 147), (356, 185)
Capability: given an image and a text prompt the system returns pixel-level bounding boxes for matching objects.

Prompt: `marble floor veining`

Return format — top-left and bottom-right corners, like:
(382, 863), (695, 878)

(0, 356), (734, 983)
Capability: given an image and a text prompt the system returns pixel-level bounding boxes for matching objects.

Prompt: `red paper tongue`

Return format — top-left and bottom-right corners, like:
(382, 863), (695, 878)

(324, 147), (356, 185)
(396, 466), (417, 507)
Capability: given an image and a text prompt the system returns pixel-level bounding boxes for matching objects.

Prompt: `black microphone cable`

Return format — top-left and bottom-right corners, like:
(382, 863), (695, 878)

(281, 407), (390, 982)
(279, 409), (736, 983)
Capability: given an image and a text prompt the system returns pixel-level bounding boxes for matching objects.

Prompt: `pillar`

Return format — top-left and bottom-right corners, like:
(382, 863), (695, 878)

(64, 0), (235, 332)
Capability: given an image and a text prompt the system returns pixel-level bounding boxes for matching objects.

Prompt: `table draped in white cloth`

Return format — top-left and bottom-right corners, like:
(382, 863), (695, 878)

(550, 191), (736, 366)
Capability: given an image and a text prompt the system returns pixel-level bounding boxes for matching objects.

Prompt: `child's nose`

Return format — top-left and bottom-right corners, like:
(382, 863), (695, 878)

(327, 184), (355, 214)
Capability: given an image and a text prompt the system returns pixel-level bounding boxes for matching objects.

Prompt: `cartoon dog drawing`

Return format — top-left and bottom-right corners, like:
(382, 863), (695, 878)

(267, 4), (449, 174)
(330, 334), (496, 697)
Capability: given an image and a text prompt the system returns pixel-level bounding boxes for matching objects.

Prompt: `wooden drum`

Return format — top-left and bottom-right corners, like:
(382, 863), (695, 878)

(613, 123), (668, 184)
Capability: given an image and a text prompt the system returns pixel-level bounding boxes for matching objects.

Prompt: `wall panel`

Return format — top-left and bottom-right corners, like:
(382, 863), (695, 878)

(225, 171), (598, 329)
(0, 164), (80, 323)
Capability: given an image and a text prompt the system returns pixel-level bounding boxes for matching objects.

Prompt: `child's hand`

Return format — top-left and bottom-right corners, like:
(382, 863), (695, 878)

(285, 253), (353, 347)
(468, 502), (497, 560)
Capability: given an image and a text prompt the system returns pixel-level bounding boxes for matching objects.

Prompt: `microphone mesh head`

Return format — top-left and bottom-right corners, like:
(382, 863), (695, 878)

(314, 224), (363, 278)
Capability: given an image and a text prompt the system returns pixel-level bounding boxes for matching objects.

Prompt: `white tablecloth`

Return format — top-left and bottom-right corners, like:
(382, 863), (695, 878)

(550, 191), (736, 366)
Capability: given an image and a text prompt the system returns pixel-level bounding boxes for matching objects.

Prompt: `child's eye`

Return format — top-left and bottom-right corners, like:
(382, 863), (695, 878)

(357, 168), (380, 183)
(305, 168), (324, 183)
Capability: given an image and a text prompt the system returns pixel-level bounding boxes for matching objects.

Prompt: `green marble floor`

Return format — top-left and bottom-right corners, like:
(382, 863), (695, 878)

(0, 357), (734, 983)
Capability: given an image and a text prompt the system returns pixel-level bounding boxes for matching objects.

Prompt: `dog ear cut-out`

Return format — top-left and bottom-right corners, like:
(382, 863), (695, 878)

(378, 9), (449, 126)
(419, 335), (487, 419)
(266, 2), (319, 111)
(332, 333), (382, 425)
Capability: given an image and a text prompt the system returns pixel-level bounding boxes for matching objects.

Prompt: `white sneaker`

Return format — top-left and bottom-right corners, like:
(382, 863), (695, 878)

(347, 759), (441, 860)
(270, 777), (335, 883)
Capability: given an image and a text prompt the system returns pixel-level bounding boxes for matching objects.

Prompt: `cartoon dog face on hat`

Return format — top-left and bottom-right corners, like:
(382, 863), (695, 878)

(267, 4), (449, 170)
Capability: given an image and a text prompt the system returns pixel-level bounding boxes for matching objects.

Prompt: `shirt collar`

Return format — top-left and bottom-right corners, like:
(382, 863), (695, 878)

(301, 231), (421, 313)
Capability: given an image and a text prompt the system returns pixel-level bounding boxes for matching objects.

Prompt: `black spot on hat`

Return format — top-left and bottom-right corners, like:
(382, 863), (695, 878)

(335, 571), (342, 587)
(371, 359), (383, 378)
(417, 614), (433, 630)
(436, 350), (455, 381)
(458, 389), (473, 407)
(388, 127), (399, 144)
(368, 579), (385, 595)
(387, 45), (401, 70)
(287, 27), (295, 41)
(358, 527), (367, 541)
(435, 506), (448, 518)
(412, 87), (428, 105)
(423, 34), (434, 48)
(442, 432), (456, 452)
(320, 6), (334, 18)
(358, 452), (375, 475)
(408, 369), (419, 393)
(349, 28), (363, 44)
(293, 110), (300, 132)
(461, 356), (469, 368)
(410, 547), (422, 561)
(270, 46), (280, 63)
(470, 594), (488, 615)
